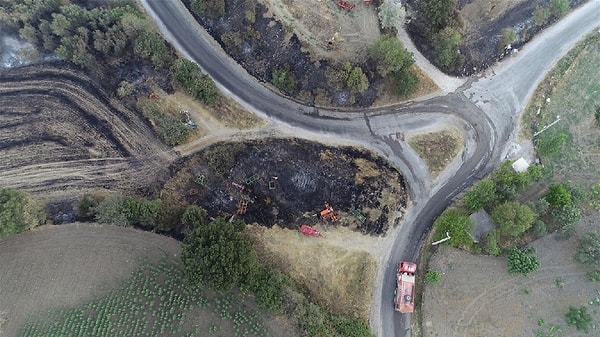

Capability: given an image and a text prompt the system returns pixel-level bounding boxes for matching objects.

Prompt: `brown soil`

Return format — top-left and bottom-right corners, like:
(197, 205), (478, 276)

(0, 64), (176, 200)
(161, 138), (409, 236)
(422, 212), (600, 337)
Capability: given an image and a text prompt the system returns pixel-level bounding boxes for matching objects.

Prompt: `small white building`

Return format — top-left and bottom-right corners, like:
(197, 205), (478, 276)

(512, 157), (530, 173)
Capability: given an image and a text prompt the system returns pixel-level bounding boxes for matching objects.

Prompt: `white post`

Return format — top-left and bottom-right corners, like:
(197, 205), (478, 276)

(533, 115), (561, 137)
(432, 232), (451, 246)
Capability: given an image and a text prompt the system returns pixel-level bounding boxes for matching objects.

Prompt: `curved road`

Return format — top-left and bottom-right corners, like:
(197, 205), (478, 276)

(139, 1), (600, 336)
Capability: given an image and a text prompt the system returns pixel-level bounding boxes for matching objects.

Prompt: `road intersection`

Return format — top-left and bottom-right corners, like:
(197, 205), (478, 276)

(139, 0), (600, 335)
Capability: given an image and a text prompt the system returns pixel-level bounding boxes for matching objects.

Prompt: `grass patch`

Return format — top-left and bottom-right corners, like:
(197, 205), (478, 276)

(249, 226), (377, 320)
(408, 128), (463, 177)
(18, 262), (272, 337)
(521, 32), (600, 186)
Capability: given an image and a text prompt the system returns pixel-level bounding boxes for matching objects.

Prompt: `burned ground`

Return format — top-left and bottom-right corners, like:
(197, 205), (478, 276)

(0, 64), (176, 198)
(163, 138), (408, 235)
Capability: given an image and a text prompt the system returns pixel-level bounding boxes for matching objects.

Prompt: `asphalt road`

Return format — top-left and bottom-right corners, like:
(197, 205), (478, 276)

(140, 0), (600, 336)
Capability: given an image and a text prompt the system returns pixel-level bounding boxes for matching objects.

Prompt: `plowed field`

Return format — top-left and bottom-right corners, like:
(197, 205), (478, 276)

(0, 64), (176, 199)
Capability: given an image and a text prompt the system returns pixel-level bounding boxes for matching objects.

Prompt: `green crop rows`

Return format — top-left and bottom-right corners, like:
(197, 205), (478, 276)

(18, 263), (270, 337)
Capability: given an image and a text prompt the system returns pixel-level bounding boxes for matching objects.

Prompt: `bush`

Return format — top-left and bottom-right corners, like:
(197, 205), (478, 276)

(507, 247), (540, 276)
(485, 230), (501, 256)
(0, 187), (46, 239)
(588, 270), (600, 283)
(272, 68), (297, 94)
(393, 69), (419, 97)
(432, 208), (474, 248)
(575, 233), (600, 267)
(370, 35), (414, 77)
(464, 179), (497, 211)
(595, 105), (600, 127)
(173, 58), (219, 106)
(425, 270), (442, 284)
(347, 67), (369, 94)
(491, 201), (536, 238)
(588, 183), (600, 210)
(545, 184), (572, 208)
(432, 27), (463, 70)
(332, 316), (375, 337)
(137, 98), (191, 146)
(565, 306), (592, 333)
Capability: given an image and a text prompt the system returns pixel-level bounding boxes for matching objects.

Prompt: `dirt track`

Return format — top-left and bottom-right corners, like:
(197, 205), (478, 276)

(0, 64), (176, 199)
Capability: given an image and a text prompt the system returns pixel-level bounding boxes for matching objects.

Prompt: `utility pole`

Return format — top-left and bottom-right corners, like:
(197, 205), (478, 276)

(533, 115), (561, 137)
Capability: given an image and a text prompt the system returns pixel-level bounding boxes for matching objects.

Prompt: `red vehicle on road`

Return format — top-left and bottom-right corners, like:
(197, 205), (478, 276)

(395, 261), (417, 313)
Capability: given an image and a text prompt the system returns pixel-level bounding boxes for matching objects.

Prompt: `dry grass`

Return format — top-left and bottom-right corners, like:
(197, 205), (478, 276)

(353, 158), (380, 184)
(248, 225), (377, 320)
(408, 128), (463, 177)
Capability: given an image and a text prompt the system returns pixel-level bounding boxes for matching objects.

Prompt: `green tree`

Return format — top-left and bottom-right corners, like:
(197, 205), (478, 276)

(533, 6), (551, 27)
(347, 66), (369, 94)
(491, 201), (536, 238)
(246, 267), (285, 312)
(181, 218), (258, 290)
(134, 30), (172, 69)
(0, 187), (46, 239)
(425, 270), (442, 284)
(545, 184), (572, 208)
(464, 179), (497, 211)
(419, 0), (460, 33)
(507, 247), (540, 276)
(565, 306), (592, 333)
(370, 35), (414, 77)
(377, 1), (404, 29)
(594, 105), (600, 127)
(191, 0), (225, 18)
(433, 208), (474, 248)
(575, 233), (600, 267)
(393, 69), (419, 97)
(432, 27), (463, 69)
(173, 58), (219, 105)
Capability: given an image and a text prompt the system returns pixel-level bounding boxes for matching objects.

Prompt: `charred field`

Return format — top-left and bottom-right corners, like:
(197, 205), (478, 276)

(162, 138), (409, 235)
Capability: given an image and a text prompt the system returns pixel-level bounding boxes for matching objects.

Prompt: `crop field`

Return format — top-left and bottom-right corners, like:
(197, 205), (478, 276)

(19, 263), (273, 337)
(0, 224), (296, 337)
(0, 64), (176, 198)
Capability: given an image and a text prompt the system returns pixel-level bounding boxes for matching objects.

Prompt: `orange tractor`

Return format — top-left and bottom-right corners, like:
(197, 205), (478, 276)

(320, 202), (339, 222)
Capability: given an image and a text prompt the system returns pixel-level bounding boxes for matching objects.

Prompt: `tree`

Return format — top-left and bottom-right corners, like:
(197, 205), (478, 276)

(347, 66), (369, 94)
(377, 1), (404, 29)
(545, 184), (572, 208)
(464, 179), (497, 211)
(370, 35), (414, 77)
(181, 218), (258, 291)
(491, 201), (536, 238)
(425, 270), (442, 284)
(575, 233), (600, 266)
(173, 58), (219, 105)
(549, 0), (570, 18)
(432, 27), (463, 70)
(594, 105), (600, 127)
(433, 208), (474, 248)
(565, 306), (592, 333)
(393, 70), (418, 97)
(507, 247), (540, 276)
(419, 0), (459, 33)
(191, 0), (225, 18)
(0, 187), (46, 239)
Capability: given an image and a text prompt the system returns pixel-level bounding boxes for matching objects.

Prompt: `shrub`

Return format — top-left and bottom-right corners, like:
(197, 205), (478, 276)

(575, 233), (600, 267)
(272, 68), (297, 94)
(545, 184), (572, 208)
(173, 58), (219, 106)
(588, 183), (600, 210)
(485, 230), (501, 256)
(0, 187), (46, 239)
(595, 105), (600, 127)
(370, 35), (414, 77)
(347, 67), (369, 94)
(332, 316), (375, 337)
(491, 201), (536, 238)
(137, 98), (191, 146)
(425, 270), (442, 284)
(432, 208), (474, 248)
(393, 69), (419, 97)
(507, 247), (540, 276)
(464, 179), (497, 211)
(432, 27), (463, 70)
(588, 270), (600, 283)
(565, 306), (592, 333)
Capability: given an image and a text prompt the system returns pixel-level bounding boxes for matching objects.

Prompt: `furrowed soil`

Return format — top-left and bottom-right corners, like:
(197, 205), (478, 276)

(0, 64), (176, 200)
